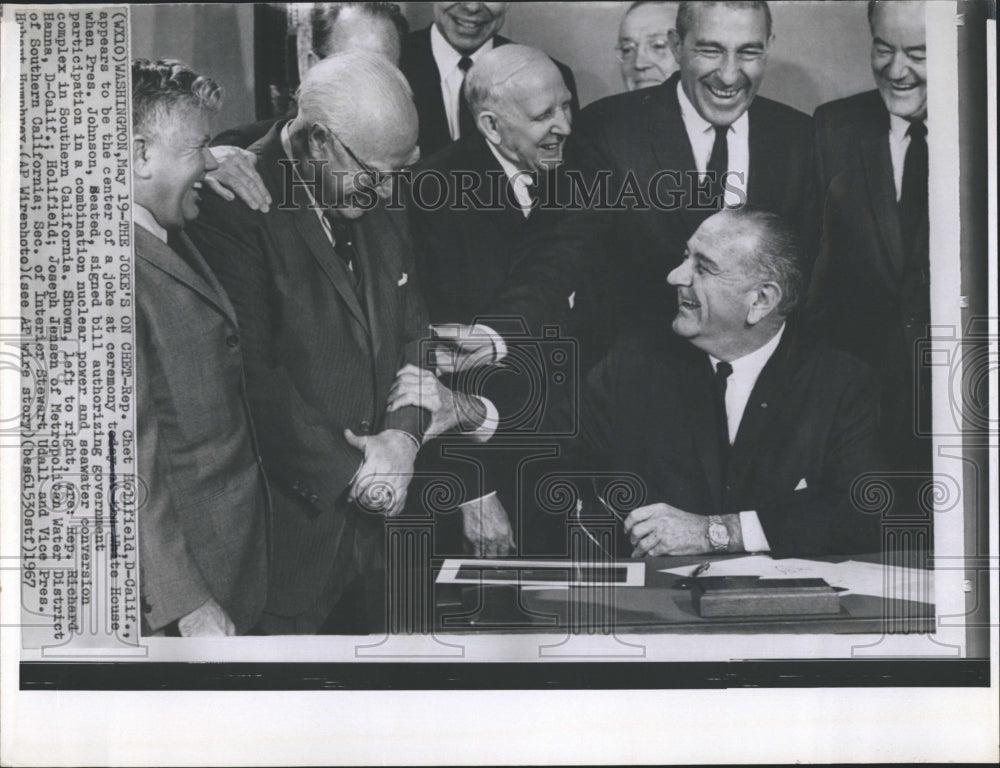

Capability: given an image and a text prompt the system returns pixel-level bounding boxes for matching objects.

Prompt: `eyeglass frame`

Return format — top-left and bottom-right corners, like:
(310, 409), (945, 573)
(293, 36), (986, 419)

(614, 35), (673, 64)
(324, 126), (416, 190)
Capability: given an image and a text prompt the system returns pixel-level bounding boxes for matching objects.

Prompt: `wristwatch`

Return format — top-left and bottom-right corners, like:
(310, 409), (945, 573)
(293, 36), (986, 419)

(707, 516), (730, 552)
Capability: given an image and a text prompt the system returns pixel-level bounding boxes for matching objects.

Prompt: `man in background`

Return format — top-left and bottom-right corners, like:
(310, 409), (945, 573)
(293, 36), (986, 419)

(132, 59), (268, 636)
(401, 2), (579, 156)
(617, 1), (678, 91)
(807, 0), (930, 473)
(574, 208), (883, 558)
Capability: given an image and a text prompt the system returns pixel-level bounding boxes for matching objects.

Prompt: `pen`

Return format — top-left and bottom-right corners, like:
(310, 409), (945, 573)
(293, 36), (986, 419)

(691, 561), (711, 578)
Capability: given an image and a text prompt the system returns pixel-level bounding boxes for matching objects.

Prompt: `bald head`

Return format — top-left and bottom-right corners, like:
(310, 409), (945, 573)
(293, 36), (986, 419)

(293, 49), (417, 162)
(464, 45), (572, 172)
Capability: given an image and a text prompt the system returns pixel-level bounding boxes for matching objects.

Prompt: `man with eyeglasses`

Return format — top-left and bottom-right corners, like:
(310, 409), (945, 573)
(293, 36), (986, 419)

(519, 0), (817, 368)
(807, 0), (930, 475)
(617, 1), (679, 91)
(187, 51), (482, 634)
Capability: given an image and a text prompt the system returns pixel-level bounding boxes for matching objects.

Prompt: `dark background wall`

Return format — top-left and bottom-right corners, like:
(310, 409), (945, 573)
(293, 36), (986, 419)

(131, 1), (877, 133)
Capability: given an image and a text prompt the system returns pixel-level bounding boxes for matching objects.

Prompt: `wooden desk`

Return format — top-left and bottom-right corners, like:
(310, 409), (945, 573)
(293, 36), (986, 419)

(429, 554), (935, 635)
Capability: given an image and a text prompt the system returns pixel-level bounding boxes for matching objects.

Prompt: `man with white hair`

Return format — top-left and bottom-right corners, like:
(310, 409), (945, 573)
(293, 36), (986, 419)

(402, 44), (579, 556)
(188, 51), (439, 634)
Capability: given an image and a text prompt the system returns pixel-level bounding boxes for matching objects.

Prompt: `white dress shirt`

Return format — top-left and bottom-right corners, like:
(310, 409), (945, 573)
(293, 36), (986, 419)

(887, 112), (913, 201)
(430, 23), (494, 141)
(486, 141), (536, 218)
(676, 80), (750, 208)
(708, 323), (786, 552)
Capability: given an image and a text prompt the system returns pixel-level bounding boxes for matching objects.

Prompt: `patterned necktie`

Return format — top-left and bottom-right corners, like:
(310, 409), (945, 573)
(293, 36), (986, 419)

(898, 119), (928, 261)
(713, 360), (734, 473)
(707, 124), (729, 207)
(457, 55), (476, 140)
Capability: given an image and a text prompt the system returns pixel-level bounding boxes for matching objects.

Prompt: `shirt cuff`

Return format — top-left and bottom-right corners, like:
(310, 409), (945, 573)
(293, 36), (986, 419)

(474, 323), (506, 362)
(739, 510), (771, 553)
(469, 397), (498, 443)
(458, 489), (498, 511)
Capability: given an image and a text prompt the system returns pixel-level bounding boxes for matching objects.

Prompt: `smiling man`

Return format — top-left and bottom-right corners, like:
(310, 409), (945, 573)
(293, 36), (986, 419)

(187, 51), (442, 634)
(617, 1), (679, 92)
(405, 44), (578, 557)
(807, 0), (930, 474)
(401, 2), (579, 156)
(572, 208), (884, 558)
(132, 59), (268, 637)
(516, 0), (817, 370)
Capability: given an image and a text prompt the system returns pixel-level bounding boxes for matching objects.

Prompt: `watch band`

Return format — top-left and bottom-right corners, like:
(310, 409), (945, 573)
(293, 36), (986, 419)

(708, 515), (730, 552)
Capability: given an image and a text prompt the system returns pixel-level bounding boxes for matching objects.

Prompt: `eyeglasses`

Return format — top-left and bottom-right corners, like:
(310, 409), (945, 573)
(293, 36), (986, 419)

(615, 36), (672, 63)
(326, 128), (411, 190)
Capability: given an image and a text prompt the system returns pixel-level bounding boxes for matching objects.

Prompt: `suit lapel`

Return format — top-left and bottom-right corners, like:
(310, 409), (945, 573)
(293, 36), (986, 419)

(352, 211), (398, 358)
(136, 225), (236, 324)
(647, 75), (701, 235)
(746, 102), (778, 209)
(684, 353), (726, 516)
(728, 330), (796, 488)
(861, 127), (906, 279)
(257, 125), (371, 336)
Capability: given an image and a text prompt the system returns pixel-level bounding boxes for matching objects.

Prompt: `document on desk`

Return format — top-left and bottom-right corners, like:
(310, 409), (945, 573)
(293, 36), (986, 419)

(438, 558), (645, 587)
(660, 556), (934, 603)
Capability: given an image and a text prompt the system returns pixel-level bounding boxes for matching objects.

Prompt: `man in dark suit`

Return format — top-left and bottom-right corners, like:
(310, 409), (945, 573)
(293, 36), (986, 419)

(807, 0), (930, 473)
(400, 2), (579, 157)
(187, 52), (450, 634)
(574, 208), (883, 558)
(132, 59), (268, 636)
(402, 44), (576, 556)
(523, 0), (816, 368)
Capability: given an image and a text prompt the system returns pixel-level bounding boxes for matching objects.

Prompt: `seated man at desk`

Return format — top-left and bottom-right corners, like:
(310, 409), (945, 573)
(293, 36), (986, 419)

(573, 207), (884, 558)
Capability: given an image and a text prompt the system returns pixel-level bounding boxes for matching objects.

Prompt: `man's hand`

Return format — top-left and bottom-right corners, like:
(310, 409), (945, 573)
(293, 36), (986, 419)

(386, 364), (486, 441)
(204, 145), (272, 212)
(624, 503), (713, 557)
(430, 323), (497, 374)
(459, 492), (515, 557)
(345, 428), (419, 517)
(177, 597), (236, 637)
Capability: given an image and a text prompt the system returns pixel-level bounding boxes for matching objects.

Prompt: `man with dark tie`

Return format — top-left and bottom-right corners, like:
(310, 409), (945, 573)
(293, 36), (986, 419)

(400, 2), (579, 156)
(523, 0), (816, 368)
(401, 44), (576, 557)
(132, 59), (268, 636)
(807, 0), (930, 473)
(187, 52), (473, 634)
(573, 208), (883, 558)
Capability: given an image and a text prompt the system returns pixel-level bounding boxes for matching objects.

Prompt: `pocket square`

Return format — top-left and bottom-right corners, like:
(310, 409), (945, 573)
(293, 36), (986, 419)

(397, 272), (408, 286)
(794, 478), (808, 491)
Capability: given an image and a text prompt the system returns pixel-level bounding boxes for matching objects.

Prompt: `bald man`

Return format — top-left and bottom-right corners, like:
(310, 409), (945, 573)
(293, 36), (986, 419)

(188, 52), (434, 634)
(617, 1), (679, 91)
(402, 45), (579, 556)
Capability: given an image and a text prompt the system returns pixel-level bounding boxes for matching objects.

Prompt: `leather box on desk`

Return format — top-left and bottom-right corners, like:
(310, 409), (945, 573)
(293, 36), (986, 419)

(691, 576), (840, 618)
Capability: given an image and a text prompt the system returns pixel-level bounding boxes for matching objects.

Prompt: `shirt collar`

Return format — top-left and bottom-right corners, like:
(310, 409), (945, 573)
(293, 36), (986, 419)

(430, 22), (493, 77)
(134, 204), (168, 243)
(485, 140), (533, 188)
(710, 322), (785, 379)
(888, 112), (912, 143)
(676, 79), (749, 136)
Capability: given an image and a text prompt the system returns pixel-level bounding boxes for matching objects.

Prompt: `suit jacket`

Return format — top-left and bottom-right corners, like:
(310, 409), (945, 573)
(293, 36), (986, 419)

(526, 71), (817, 366)
(187, 122), (430, 623)
(573, 327), (884, 557)
(136, 225), (268, 634)
(212, 115), (288, 150)
(806, 90), (930, 469)
(401, 26), (580, 158)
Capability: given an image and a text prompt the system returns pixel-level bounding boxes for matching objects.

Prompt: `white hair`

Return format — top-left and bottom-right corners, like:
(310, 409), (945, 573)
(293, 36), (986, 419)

(295, 49), (413, 142)
(464, 44), (558, 117)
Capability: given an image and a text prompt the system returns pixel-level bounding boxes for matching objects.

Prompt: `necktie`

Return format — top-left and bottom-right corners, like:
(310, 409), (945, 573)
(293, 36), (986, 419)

(327, 216), (362, 293)
(898, 120), (928, 261)
(713, 360), (733, 473)
(457, 55), (476, 140)
(707, 125), (729, 208)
